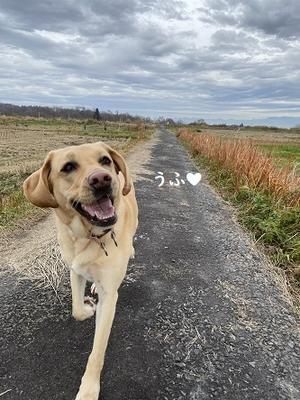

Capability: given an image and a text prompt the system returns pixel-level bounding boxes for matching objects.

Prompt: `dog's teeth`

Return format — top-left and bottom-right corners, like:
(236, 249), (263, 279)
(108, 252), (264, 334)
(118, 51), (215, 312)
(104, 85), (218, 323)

(95, 211), (103, 219)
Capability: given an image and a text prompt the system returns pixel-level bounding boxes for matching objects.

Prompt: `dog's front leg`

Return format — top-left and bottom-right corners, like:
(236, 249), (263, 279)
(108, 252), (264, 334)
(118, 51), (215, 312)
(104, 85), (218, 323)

(71, 270), (96, 321)
(75, 286), (118, 400)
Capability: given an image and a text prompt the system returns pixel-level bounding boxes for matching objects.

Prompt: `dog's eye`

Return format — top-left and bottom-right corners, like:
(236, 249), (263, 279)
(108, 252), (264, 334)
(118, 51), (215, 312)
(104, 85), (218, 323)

(100, 156), (112, 166)
(61, 162), (77, 173)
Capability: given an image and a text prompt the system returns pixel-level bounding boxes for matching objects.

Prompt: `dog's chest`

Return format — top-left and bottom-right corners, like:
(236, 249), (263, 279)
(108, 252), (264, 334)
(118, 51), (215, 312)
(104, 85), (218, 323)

(69, 238), (117, 281)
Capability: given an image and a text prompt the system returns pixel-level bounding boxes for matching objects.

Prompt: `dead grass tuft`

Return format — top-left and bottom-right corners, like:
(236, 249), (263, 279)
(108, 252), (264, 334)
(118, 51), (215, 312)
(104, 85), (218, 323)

(179, 128), (300, 207)
(5, 232), (68, 294)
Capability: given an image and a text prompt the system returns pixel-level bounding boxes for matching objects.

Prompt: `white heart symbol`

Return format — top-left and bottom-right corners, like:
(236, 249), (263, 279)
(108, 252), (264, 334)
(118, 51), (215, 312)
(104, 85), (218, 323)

(186, 172), (201, 186)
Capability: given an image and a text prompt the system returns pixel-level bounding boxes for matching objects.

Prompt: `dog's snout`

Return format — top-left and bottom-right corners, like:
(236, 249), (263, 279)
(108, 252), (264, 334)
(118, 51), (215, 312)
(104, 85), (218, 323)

(88, 171), (112, 190)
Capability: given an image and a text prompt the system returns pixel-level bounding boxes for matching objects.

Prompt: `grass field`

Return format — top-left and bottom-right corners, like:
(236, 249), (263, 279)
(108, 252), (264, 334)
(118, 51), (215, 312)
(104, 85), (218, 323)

(178, 126), (300, 308)
(0, 116), (153, 229)
(259, 144), (300, 175)
(203, 126), (300, 176)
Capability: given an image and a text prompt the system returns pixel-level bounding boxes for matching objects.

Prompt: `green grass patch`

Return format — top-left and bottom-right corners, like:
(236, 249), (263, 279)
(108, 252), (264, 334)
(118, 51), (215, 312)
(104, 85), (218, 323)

(0, 117), (62, 126)
(258, 143), (300, 174)
(0, 170), (36, 229)
(0, 190), (41, 229)
(234, 188), (300, 267)
(0, 117), (154, 139)
(0, 171), (29, 196)
(81, 127), (150, 139)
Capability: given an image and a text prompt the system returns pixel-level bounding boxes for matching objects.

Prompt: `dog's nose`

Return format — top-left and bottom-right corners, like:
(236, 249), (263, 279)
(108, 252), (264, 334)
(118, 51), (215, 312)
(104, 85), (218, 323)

(88, 171), (112, 190)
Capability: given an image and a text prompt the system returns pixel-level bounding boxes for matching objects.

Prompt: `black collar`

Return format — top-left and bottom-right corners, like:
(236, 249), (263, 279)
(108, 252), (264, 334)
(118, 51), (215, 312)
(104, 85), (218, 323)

(90, 228), (118, 256)
(90, 228), (112, 240)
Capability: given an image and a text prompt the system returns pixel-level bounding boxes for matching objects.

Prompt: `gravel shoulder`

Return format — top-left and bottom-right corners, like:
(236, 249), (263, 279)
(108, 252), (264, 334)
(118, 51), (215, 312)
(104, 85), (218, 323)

(0, 129), (299, 400)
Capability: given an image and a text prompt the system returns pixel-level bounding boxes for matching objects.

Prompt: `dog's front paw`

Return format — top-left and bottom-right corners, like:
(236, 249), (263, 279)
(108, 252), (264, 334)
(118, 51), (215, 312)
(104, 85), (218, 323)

(72, 298), (96, 321)
(75, 381), (100, 400)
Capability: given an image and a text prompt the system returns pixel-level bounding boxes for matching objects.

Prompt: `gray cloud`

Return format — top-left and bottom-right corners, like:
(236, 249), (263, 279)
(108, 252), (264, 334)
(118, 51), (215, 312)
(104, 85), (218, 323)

(200, 0), (300, 39)
(0, 0), (84, 31)
(0, 0), (299, 125)
(0, 0), (187, 36)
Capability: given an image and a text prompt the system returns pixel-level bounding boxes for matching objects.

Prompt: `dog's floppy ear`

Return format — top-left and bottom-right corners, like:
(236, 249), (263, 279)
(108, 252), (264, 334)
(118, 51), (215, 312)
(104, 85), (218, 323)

(23, 152), (58, 208)
(105, 144), (131, 195)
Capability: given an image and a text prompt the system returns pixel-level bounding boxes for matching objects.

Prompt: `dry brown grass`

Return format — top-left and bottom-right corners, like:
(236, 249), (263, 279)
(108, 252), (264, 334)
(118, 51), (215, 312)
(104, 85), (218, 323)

(0, 127), (126, 170)
(0, 215), (67, 293)
(12, 238), (68, 295)
(179, 128), (300, 206)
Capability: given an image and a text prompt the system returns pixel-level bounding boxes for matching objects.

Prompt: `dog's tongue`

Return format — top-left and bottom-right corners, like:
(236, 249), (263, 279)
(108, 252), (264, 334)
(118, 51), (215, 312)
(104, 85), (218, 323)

(82, 197), (114, 220)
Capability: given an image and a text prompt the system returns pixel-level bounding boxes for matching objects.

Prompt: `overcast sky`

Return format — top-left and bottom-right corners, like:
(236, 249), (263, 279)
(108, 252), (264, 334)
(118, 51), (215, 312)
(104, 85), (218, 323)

(0, 0), (300, 125)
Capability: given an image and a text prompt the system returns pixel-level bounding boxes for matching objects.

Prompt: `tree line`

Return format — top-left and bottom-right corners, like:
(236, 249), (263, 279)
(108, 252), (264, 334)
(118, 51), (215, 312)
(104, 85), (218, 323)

(0, 103), (153, 123)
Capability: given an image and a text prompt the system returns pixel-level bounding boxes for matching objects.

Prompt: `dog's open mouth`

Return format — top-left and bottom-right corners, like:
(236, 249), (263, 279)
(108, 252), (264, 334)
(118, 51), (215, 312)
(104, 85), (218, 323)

(72, 195), (117, 227)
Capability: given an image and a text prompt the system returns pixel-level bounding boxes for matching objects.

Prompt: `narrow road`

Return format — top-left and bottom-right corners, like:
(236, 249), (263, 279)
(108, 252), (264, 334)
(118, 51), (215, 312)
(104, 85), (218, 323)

(1, 128), (299, 400)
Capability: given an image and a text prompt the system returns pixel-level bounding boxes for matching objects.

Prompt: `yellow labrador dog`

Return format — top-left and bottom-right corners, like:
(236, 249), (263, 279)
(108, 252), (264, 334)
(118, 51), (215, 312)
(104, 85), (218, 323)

(23, 141), (138, 400)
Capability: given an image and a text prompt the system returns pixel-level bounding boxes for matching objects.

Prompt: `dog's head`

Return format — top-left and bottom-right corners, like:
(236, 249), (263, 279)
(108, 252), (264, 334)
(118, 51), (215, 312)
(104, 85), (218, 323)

(23, 142), (131, 228)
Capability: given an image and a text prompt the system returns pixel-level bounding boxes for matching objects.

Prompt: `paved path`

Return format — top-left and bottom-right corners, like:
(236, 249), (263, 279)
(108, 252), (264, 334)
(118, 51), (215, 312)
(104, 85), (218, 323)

(1, 128), (299, 400)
